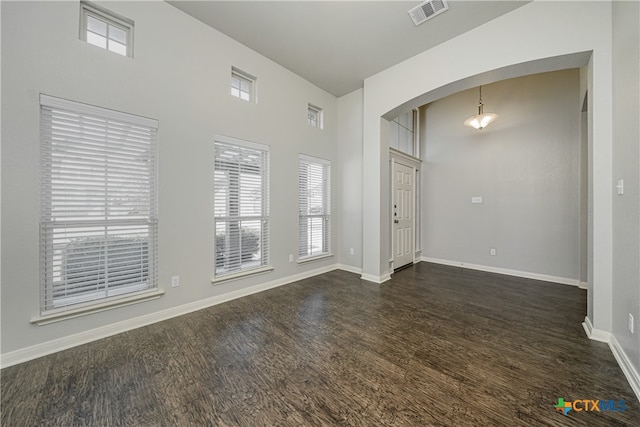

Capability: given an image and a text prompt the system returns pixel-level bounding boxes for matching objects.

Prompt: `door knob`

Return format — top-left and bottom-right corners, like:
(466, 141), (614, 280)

(394, 219), (399, 224)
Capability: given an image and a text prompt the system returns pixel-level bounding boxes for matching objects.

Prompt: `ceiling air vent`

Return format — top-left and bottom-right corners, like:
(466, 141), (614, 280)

(408, 0), (449, 26)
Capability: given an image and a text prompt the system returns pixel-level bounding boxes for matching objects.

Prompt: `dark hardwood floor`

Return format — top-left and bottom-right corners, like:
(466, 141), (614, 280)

(2, 262), (638, 426)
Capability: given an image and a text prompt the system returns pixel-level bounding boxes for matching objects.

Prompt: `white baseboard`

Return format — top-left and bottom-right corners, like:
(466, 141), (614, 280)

(335, 264), (362, 275)
(360, 272), (391, 284)
(421, 256), (581, 287)
(578, 281), (588, 290)
(5, 261), (636, 406)
(582, 317), (639, 402)
(582, 316), (611, 343)
(0, 263), (339, 369)
(609, 334), (640, 403)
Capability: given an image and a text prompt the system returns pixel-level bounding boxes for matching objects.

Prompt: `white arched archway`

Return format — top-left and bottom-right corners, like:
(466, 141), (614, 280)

(360, 1), (613, 335)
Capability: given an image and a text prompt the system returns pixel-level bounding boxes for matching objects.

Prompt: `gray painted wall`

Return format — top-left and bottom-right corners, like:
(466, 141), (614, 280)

(337, 89), (363, 270)
(1, 0), (638, 386)
(1, 1), (337, 355)
(420, 70), (583, 281)
(612, 0), (640, 375)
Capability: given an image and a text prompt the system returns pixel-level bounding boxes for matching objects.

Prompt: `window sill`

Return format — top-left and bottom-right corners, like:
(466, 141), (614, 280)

(31, 289), (165, 326)
(212, 265), (274, 285)
(298, 253), (334, 264)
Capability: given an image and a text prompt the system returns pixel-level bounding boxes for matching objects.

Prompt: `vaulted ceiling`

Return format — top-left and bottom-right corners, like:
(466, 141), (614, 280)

(168, 1), (530, 97)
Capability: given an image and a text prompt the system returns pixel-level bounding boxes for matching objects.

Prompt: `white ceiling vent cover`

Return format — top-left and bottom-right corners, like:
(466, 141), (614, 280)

(408, 0), (449, 26)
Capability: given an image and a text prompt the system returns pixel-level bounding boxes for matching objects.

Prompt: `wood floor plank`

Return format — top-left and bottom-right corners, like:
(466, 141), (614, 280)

(2, 262), (638, 426)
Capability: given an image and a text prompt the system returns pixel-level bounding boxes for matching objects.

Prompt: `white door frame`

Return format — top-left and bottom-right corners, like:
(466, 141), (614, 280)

(389, 148), (421, 272)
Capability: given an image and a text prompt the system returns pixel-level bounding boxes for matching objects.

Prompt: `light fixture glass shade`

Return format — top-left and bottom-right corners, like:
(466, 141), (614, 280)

(464, 112), (498, 130)
(464, 85), (498, 130)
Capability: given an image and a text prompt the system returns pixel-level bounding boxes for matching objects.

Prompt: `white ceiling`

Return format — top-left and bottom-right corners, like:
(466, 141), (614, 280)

(167, 1), (530, 97)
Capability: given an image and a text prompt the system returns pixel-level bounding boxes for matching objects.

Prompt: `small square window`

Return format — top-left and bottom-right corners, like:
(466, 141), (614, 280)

(80, 2), (133, 58)
(308, 104), (323, 129)
(231, 67), (256, 102)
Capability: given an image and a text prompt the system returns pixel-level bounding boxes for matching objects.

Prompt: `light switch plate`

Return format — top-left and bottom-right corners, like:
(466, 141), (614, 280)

(471, 196), (483, 204)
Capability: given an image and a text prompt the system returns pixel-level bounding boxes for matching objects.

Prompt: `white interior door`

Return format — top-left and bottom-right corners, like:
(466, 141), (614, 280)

(392, 161), (414, 269)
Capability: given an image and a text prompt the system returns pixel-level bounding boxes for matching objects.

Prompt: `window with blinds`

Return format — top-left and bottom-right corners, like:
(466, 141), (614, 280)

(298, 155), (331, 260)
(214, 137), (270, 278)
(40, 94), (158, 314)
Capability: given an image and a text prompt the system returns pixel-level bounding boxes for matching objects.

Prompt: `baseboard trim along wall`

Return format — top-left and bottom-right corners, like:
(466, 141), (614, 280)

(582, 316), (611, 343)
(609, 334), (640, 402)
(0, 263), (349, 369)
(5, 260), (637, 405)
(582, 316), (640, 402)
(336, 264), (363, 275)
(360, 272), (391, 284)
(420, 258), (639, 401)
(421, 257), (582, 287)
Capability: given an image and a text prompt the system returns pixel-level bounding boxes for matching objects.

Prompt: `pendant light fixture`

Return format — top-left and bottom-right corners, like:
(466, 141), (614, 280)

(464, 85), (498, 130)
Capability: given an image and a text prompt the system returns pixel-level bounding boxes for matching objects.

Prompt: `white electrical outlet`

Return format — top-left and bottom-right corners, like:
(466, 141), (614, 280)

(171, 275), (180, 288)
(490, 248), (497, 256)
(471, 196), (483, 204)
(288, 254), (293, 262)
(350, 248), (354, 255)
(629, 313), (634, 334)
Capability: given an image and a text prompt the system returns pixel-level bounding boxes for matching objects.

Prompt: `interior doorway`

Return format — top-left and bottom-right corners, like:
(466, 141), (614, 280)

(391, 158), (416, 271)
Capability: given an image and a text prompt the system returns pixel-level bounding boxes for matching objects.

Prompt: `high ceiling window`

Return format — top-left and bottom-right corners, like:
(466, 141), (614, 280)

(80, 1), (133, 57)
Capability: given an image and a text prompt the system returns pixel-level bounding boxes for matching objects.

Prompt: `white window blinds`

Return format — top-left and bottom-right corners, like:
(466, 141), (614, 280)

(298, 155), (331, 260)
(214, 137), (270, 277)
(40, 94), (158, 314)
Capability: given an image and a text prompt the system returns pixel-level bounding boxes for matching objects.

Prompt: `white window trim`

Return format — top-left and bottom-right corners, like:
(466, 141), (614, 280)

(213, 135), (271, 281)
(298, 154), (331, 261)
(389, 109), (419, 158)
(39, 94), (159, 318)
(297, 253), (334, 265)
(40, 94), (156, 128)
(211, 266), (274, 285)
(231, 67), (257, 103)
(80, 1), (134, 58)
(299, 154), (330, 166)
(31, 289), (164, 326)
(307, 103), (324, 129)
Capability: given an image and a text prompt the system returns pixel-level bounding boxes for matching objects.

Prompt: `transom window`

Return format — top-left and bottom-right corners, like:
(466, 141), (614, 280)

(389, 109), (418, 158)
(231, 67), (256, 102)
(214, 136), (270, 278)
(80, 2), (133, 57)
(308, 104), (323, 129)
(298, 155), (331, 260)
(40, 95), (158, 314)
